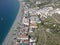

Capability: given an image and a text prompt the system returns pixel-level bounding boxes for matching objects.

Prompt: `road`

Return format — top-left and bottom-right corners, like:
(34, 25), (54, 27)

(2, 0), (24, 45)
(52, 16), (60, 24)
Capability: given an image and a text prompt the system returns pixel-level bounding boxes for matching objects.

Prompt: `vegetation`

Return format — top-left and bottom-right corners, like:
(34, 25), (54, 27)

(35, 15), (60, 45)
(24, 0), (60, 45)
(34, 22), (60, 45)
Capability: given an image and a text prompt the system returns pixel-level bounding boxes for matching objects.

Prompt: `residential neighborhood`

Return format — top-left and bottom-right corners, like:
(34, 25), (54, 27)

(16, 0), (60, 45)
(2, 0), (60, 45)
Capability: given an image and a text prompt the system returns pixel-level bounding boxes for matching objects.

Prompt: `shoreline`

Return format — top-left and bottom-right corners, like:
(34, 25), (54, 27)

(2, 0), (24, 45)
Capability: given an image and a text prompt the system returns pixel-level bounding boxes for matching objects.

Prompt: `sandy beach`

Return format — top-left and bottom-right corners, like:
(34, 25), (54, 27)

(2, 0), (24, 45)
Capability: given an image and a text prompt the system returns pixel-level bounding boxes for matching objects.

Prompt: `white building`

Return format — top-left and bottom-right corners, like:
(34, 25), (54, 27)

(36, 1), (41, 4)
(28, 7), (53, 19)
(28, 8), (37, 15)
(37, 7), (53, 18)
(29, 39), (36, 42)
(29, 38), (36, 45)
(17, 34), (28, 40)
(36, 0), (49, 4)
(23, 17), (29, 25)
(46, 28), (50, 32)
(30, 16), (40, 23)
(55, 8), (60, 14)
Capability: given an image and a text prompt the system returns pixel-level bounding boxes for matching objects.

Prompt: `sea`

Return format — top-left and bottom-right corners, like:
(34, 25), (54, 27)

(0, 0), (20, 45)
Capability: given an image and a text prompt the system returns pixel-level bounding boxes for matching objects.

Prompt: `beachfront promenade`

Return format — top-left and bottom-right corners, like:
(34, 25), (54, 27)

(2, 0), (24, 45)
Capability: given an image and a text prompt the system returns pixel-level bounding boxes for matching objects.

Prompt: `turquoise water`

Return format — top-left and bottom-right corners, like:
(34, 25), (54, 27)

(0, 0), (20, 45)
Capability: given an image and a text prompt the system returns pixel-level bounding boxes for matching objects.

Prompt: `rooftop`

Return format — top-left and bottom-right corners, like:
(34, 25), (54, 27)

(30, 23), (38, 28)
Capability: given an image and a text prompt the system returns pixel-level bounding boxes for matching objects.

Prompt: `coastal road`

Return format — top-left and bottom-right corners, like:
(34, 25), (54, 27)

(2, 0), (24, 45)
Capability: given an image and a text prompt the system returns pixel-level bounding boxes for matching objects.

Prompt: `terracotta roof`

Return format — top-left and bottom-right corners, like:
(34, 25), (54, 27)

(18, 34), (28, 38)
(24, 40), (29, 44)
